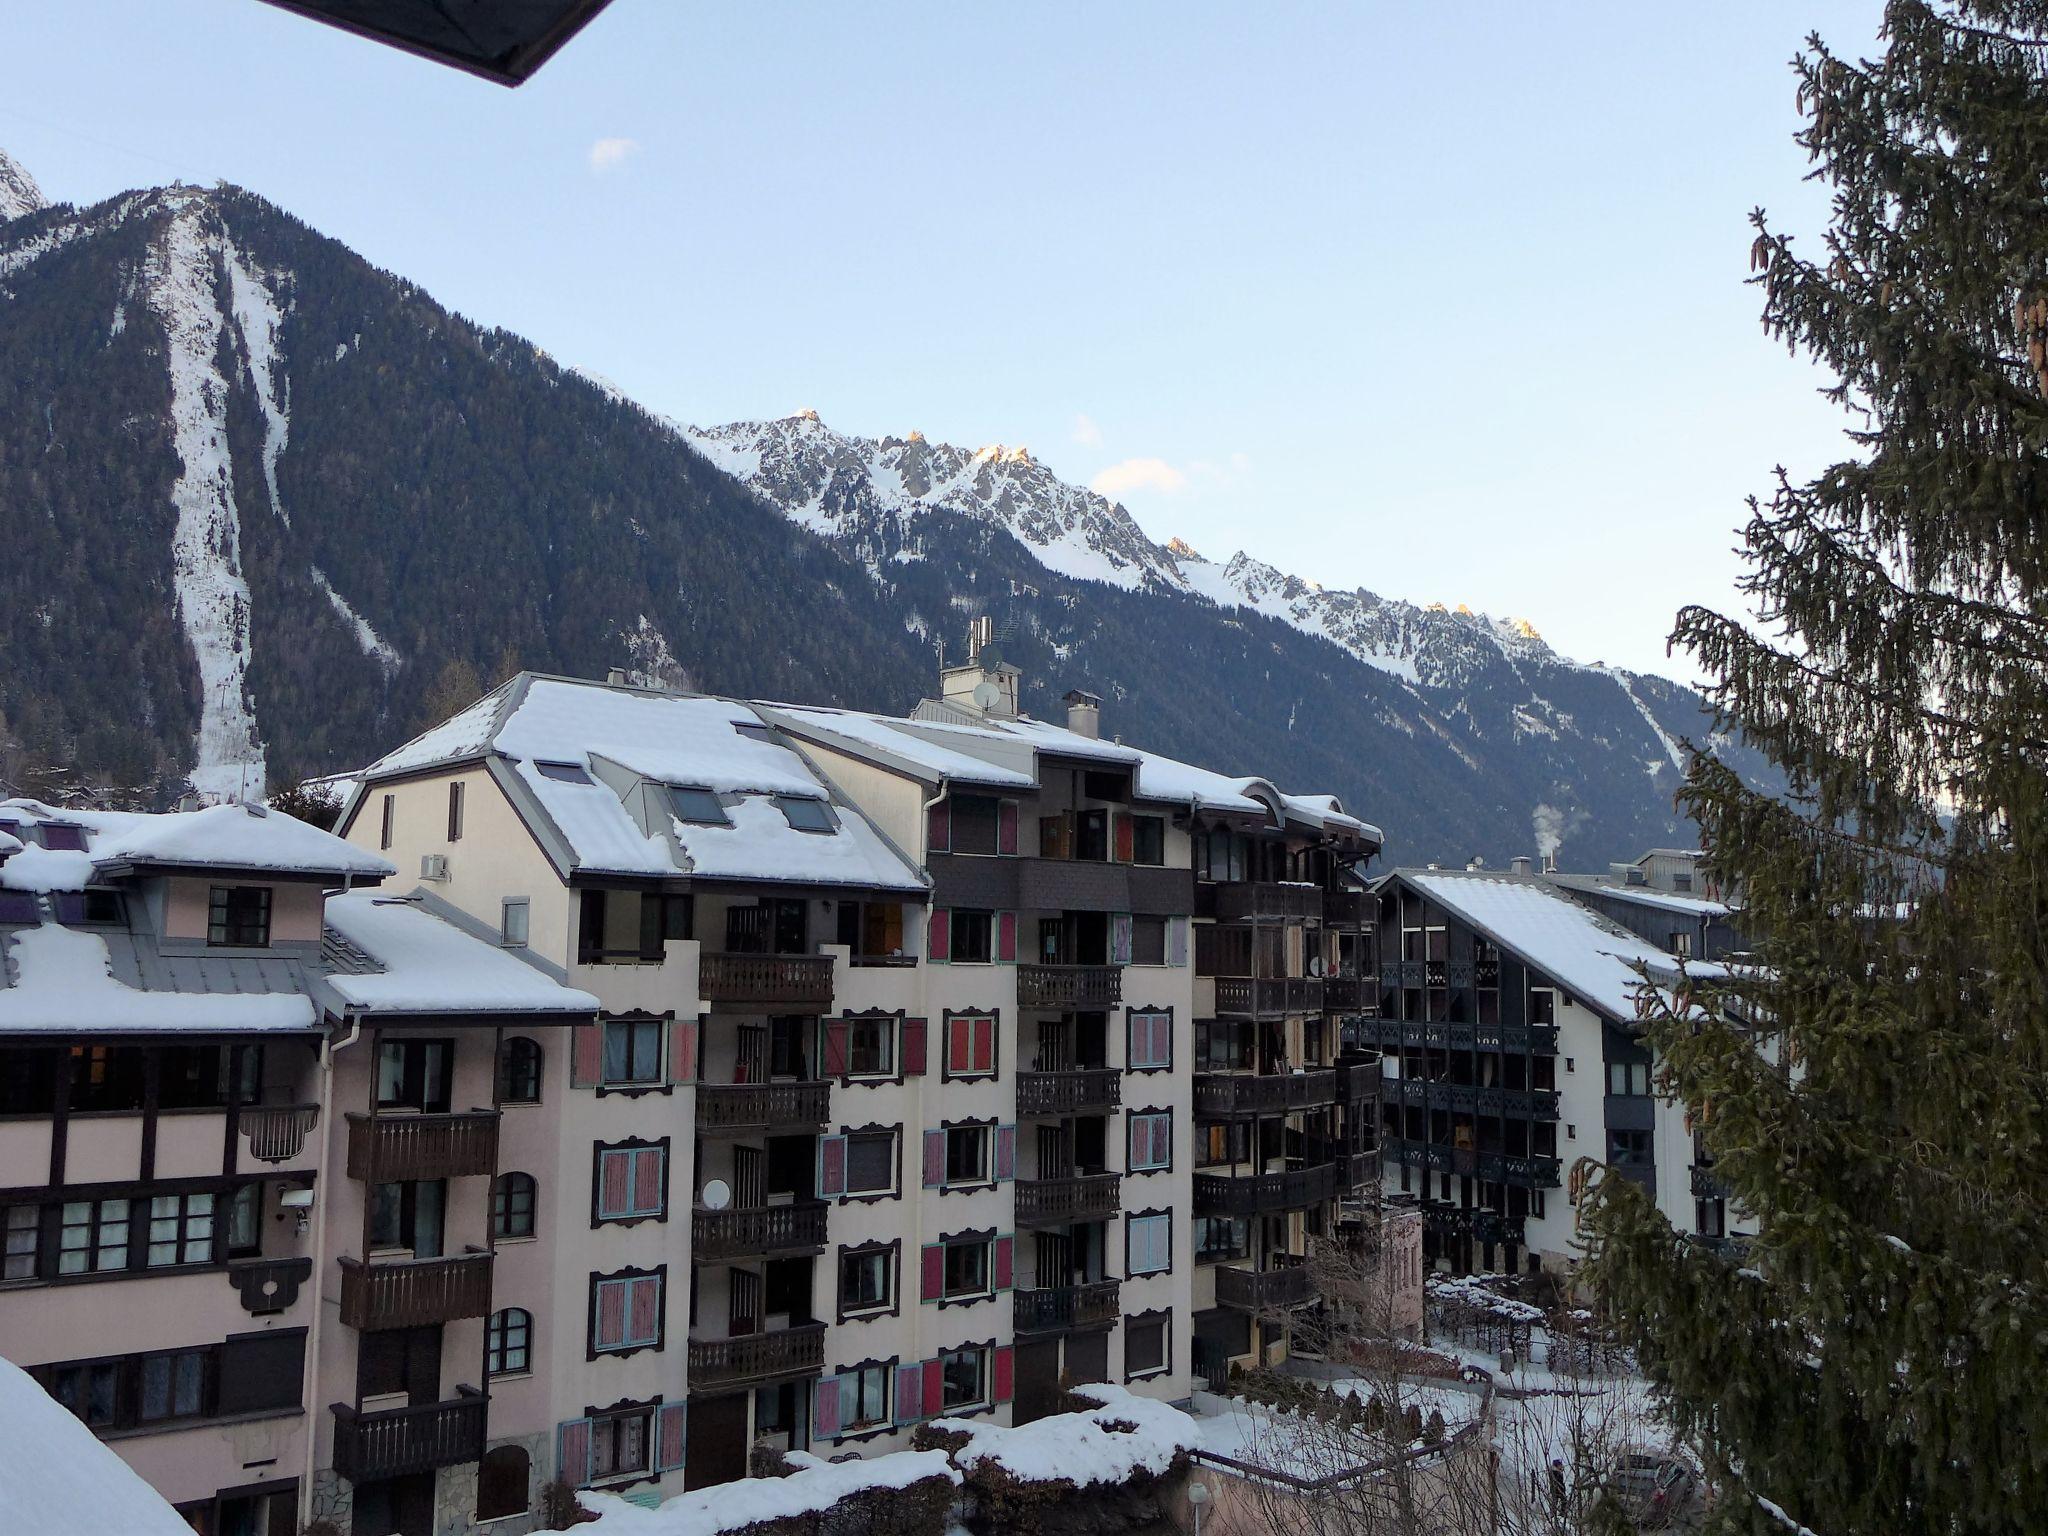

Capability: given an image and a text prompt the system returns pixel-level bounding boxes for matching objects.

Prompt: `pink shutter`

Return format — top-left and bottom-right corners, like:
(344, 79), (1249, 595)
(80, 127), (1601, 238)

(922, 1244), (944, 1302)
(629, 1275), (660, 1345)
(818, 1135), (847, 1199)
(1111, 912), (1133, 965)
(824, 1019), (849, 1078)
(557, 1418), (593, 1489)
(997, 911), (1018, 963)
(994, 1345), (1014, 1405)
(929, 908), (950, 963)
(895, 1362), (924, 1425)
(632, 1147), (664, 1214)
(601, 1151), (631, 1218)
(597, 1280), (625, 1349)
(997, 799), (1019, 855)
(993, 1235), (1013, 1290)
(923, 1129), (947, 1188)
(813, 1376), (842, 1440)
(994, 1124), (1016, 1182)
(928, 800), (950, 853)
(655, 1402), (686, 1473)
(1152, 1013), (1172, 1068)
(947, 1017), (971, 1076)
(973, 1015), (996, 1075)
(571, 1024), (603, 1088)
(1154, 1113), (1172, 1169)
(902, 1017), (927, 1076)
(923, 1359), (944, 1416)
(667, 1018), (695, 1084)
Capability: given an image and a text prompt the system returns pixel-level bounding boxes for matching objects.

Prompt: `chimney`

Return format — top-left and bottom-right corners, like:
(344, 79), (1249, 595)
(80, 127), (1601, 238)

(1509, 856), (1534, 876)
(1064, 689), (1102, 739)
(1542, 851), (1558, 874)
(606, 667), (628, 687)
(938, 616), (1021, 719)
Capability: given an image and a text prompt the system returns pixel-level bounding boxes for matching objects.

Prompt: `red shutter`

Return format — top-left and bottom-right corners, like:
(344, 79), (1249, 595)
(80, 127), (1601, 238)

(902, 1017), (927, 1076)
(818, 1135), (848, 1199)
(923, 1129), (947, 1188)
(600, 1150), (630, 1218)
(929, 908), (950, 963)
(632, 1147), (664, 1214)
(596, 1280), (625, 1349)
(993, 1235), (1013, 1291)
(923, 1358), (944, 1417)
(973, 1015), (996, 1075)
(895, 1362), (924, 1425)
(571, 1024), (603, 1088)
(928, 800), (951, 853)
(947, 1016), (971, 1076)
(667, 1017), (695, 1084)
(557, 1418), (594, 1489)
(994, 1124), (1016, 1182)
(629, 1276), (660, 1345)
(993, 1345), (1014, 1405)
(824, 1019), (849, 1078)
(813, 1376), (842, 1440)
(997, 799), (1019, 855)
(1114, 812), (1134, 863)
(655, 1402), (687, 1473)
(921, 1243), (944, 1302)
(997, 911), (1018, 963)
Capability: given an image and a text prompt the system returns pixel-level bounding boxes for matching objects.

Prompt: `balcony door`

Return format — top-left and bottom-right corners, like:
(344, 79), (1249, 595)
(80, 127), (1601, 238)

(728, 1267), (761, 1337)
(732, 1146), (764, 1207)
(368, 1180), (445, 1260)
(357, 1324), (442, 1407)
(1036, 1126), (1072, 1181)
(734, 1024), (767, 1085)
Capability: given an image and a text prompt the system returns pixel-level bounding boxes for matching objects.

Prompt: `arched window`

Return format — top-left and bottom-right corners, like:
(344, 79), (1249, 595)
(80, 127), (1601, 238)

(500, 1037), (543, 1104)
(486, 1307), (532, 1377)
(476, 1441), (531, 1520)
(492, 1172), (537, 1239)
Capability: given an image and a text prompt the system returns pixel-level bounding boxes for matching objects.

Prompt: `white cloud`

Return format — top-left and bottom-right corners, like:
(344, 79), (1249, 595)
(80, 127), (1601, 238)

(1089, 457), (1188, 499)
(1071, 413), (1102, 448)
(588, 137), (640, 173)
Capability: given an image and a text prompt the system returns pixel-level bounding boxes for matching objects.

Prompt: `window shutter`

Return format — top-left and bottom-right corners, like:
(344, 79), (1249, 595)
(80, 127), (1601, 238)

(923, 1129), (947, 1188)
(557, 1418), (594, 1490)
(640, 894), (665, 961)
(894, 1362), (925, 1426)
(902, 1017), (927, 1077)
(813, 1375), (842, 1440)
(632, 1147), (664, 1215)
(571, 1024), (603, 1088)
(667, 1017), (695, 1084)
(1152, 1013), (1173, 1069)
(947, 1016), (971, 1077)
(997, 911), (1018, 963)
(1114, 812), (1134, 863)
(994, 1345), (1015, 1405)
(997, 799), (1019, 856)
(823, 1019), (849, 1079)
(994, 1234), (1013, 1291)
(921, 1244), (944, 1303)
(928, 908), (950, 964)
(817, 1135), (848, 1199)
(1154, 1113), (1172, 1169)
(1168, 916), (1189, 967)
(973, 1015), (996, 1075)
(595, 1279), (626, 1350)
(1125, 1011), (1143, 1068)
(629, 1276), (660, 1346)
(994, 1124), (1016, 1182)
(655, 1401), (687, 1473)
(1111, 912), (1133, 966)
(600, 1150), (630, 1219)
(927, 800), (950, 853)
(922, 1358), (944, 1417)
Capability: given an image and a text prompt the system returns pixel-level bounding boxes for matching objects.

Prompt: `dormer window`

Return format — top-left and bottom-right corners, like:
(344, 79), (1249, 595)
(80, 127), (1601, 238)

(732, 722), (773, 742)
(536, 761), (593, 785)
(775, 796), (835, 834)
(0, 892), (38, 925)
(207, 886), (272, 948)
(41, 825), (87, 853)
(667, 787), (728, 826)
(54, 890), (124, 926)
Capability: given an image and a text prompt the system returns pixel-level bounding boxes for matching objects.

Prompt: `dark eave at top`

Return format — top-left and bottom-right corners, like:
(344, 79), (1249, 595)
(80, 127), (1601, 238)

(257, 0), (614, 86)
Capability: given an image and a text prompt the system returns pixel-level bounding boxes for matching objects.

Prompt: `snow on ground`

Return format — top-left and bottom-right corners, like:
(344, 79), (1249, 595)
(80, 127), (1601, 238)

(577, 1449), (959, 1534)
(310, 566), (403, 675)
(0, 1355), (195, 1535)
(222, 238), (291, 527)
(935, 1381), (1198, 1487)
(1189, 1380), (1479, 1478)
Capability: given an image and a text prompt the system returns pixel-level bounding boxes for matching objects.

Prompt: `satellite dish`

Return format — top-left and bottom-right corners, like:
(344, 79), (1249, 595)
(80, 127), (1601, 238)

(978, 642), (1005, 673)
(701, 1179), (731, 1211)
(972, 680), (1001, 712)
(1308, 955), (1327, 978)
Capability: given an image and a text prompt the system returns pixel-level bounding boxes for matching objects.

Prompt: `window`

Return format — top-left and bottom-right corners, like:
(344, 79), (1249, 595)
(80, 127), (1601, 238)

(501, 1037), (543, 1103)
(4, 1205), (37, 1280)
(1670, 930), (1693, 959)
(501, 898), (531, 947)
(591, 1406), (653, 1479)
(943, 1240), (991, 1299)
(447, 781), (465, 841)
(41, 823), (87, 853)
(847, 1015), (894, 1078)
(1130, 915), (1167, 965)
(1606, 1061), (1652, 1097)
(1196, 1215), (1249, 1263)
(53, 889), (123, 926)
(1528, 988), (1557, 1026)
(207, 886), (272, 948)
(1127, 1010), (1172, 1071)
(775, 795), (836, 833)
(536, 760), (593, 784)
(159, 1043), (260, 1110)
(603, 1017), (664, 1085)
(1125, 1312), (1169, 1379)
(950, 795), (1001, 856)
(590, 1271), (664, 1356)
(47, 1358), (120, 1427)
(839, 1363), (890, 1431)
(0, 890), (39, 925)
(68, 1045), (145, 1111)
(1696, 1199), (1727, 1237)
(1609, 1129), (1653, 1166)
(379, 794), (395, 850)
(940, 1346), (987, 1410)
(370, 1180), (446, 1258)
(667, 786), (728, 826)
(943, 1013), (997, 1079)
(138, 1348), (211, 1422)
(376, 1038), (452, 1112)
(1673, 871), (1694, 892)
(59, 1198), (129, 1274)
(595, 1143), (667, 1222)
(945, 1125), (990, 1187)
(477, 1444), (532, 1521)
(840, 1245), (894, 1316)
(1128, 1110), (1172, 1172)
(1131, 816), (1165, 867)
(493, 1173), (537, 1239)
(949, 909), (993, 964)
(845, 1132), (898, 1197)
(227, 1183), (260, 1256)
(488, 1307), (533, 1375)
(1127, 1211), (1171, 1276)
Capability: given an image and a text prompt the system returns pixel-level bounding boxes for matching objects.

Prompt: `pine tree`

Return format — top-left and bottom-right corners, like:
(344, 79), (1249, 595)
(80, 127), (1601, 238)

(1580, 5), (2048, 1532)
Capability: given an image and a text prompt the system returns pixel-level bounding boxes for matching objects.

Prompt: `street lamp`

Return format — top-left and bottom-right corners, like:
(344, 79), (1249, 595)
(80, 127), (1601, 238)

(1187, 1479), (1211, 1536)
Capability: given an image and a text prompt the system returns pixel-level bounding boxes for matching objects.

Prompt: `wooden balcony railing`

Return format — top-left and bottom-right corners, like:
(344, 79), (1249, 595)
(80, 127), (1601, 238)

(330, 1387), (486, 1482)
(1212, 976), (1323, 1018)
(1354, 1017), (1559, 1055)
(345, 1110), (500, 1183)
(1016, 964), (1123, 1010)
(1379, 1138), (1562, 1189)
(700, 952), (835, 1010)
(695, 1081), (830, 1133)
(691, 1202), (829, 1262)
(1016, 1069), (1121, 1117)
(1015, 1173), (1122, 1227)
(1321, 974), (1371, 1011)
(1193, 1161), (1342, 1217)
(1323, 888), (1372, 927)
(338, 1249), (494, 1331)
(239, 1104), (319, 1163)
(1420, 1206), (1525, 1246)
(688, 1323), (826, 1389)
(1690, 1164), (1728, 1199)
(1348, 1150), (1382, 1189)
(1193, 1070), (1338, 1118)
(1013, 1279), (1122, 1335)
(1338, 1062), (1381, 1104)
(1213, 882), (1324, 924)
(1214, 1260), (1314, 1313)
(1390, 1080), (1559, 1120)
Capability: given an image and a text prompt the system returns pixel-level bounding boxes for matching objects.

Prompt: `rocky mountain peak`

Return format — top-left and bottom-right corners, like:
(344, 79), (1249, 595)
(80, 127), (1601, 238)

(0, 147), (48, 223)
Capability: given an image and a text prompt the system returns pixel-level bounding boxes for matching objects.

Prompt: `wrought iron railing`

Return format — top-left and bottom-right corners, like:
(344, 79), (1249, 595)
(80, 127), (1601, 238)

(239, 1103), (319, 1163)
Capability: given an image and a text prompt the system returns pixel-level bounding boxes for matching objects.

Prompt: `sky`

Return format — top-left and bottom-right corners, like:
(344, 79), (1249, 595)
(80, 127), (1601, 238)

(4, 2), (1888, 682)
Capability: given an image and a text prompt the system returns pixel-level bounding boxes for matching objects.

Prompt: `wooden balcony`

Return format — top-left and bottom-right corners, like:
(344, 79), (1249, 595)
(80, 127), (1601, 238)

(1323, 888), (1372, 927)
(330, 1387), (486, 1482)
(695, 1080), (830, 1134)
(1691, 1163), (1728, 1199)
(700, 952), (835, 1012)
(239, 1103), (320, 1163)
(691, 1202), (829, 1262)
(1214, 1260), (1314, 1313)
(1338, 1062), (1381, 1105)
(1389, 1079), (1559, 1120)
(1016, 963), (1123, 1010)
(1212, 976), (1323, 1019)
(1014, 1279), (1121, 1335)
(1353, 1017), (1559, 1056)
(1420, 1205), (1525, 1247)
(1016, 1068), (1121, 1117)
(345, 1110), (500, 1183)
(1193, 1069), (1338, 1118)
(688, 1322), (826, 1389)
(339, 1249), (494, 1331)
(1014, 1172), (1122, 1228)
(1213, 881), (1323, 924)
(1193, 1161), (1341, 1217)
(1322, 974), (1372, 1011)
(1380, 1137), (1561, 1189)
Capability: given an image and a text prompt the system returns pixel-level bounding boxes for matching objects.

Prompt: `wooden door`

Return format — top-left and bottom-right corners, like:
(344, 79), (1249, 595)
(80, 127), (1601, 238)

(1014, 1339), (1061, 1425)
(729, 1268), (761, 1337)
(733, 1146), (764, 1208)
(684, 1393), (750, 1492)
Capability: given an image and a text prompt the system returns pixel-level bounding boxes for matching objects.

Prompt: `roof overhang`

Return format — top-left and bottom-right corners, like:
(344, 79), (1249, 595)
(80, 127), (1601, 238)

(257, 0), (615, 85)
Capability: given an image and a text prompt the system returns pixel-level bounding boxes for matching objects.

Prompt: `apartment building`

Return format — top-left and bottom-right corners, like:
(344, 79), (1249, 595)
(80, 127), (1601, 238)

(0, 797), (597, 1536)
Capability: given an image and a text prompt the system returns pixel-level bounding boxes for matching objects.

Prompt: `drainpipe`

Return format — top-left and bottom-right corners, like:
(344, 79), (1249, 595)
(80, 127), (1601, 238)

(299, 1013), (364, 1529)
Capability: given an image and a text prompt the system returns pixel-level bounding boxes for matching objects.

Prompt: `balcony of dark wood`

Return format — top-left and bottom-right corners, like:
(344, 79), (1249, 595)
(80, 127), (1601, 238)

(1338, 1061), (1381, 1104)
(1212, 975), (1323, 1019)
(1014, 1172), (1122, 1227)
(691, 1201), (829, 1262)
(1348, 1150), (1382, 1189)
(1214, 1260), (1314, 1313)
(1193, 1161), (1342, 1217)
(1016, 1068), (1121, 1117)
(239, 1103), (320, 1163)
(346, 1110), (500, 1184)
(1013, 1279), (1121, 1335)
(1213, 882), (1323, 924)
(1355, 1017), (1559, 1055)
(1323, 888), (1372, 927)
(1389, 1079), (1559, 1120)
(687, 1322), (826, 1390)
(338, 1249), (494, 1331)
(700, 952), (835, 1012)
(1419, 1205), (1525, 1247)
(1321, 974), (1372, 1012)
(330, 1387), (486, 1482)
(1193, 1070), (1339, 1118)
(1016, 963), (1123, 1010)
(1690, 1163), (1728, 1199)
(695, 1080), (830, 1134)
(1380, 1137), (1561, 1189)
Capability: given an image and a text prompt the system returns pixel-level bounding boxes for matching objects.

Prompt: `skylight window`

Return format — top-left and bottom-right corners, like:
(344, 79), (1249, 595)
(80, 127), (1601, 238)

(668, 787), (730, 826)
(775, 796), (836, 834)
(535, 760), (594, 785)
(40, 825), (87, 852)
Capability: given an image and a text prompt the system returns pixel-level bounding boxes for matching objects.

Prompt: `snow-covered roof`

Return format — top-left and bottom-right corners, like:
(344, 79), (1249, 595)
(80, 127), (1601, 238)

(0, 922), (318, 1036)
(761, 704), (1037, 789)
(1543, 873), (1732, 918)
(320, 893), (598, 1018)
(0, 1355), (196, 1536)
(1401, 871), (1711, 1021)
(0, 798), (393, 886)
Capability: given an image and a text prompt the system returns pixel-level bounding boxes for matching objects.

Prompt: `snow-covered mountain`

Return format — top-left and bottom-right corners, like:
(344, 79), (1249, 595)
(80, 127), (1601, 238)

(0, 149), (43, 223)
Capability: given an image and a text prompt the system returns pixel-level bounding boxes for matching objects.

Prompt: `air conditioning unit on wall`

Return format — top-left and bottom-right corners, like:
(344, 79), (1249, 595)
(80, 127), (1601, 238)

(420, 853), (450, 881)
